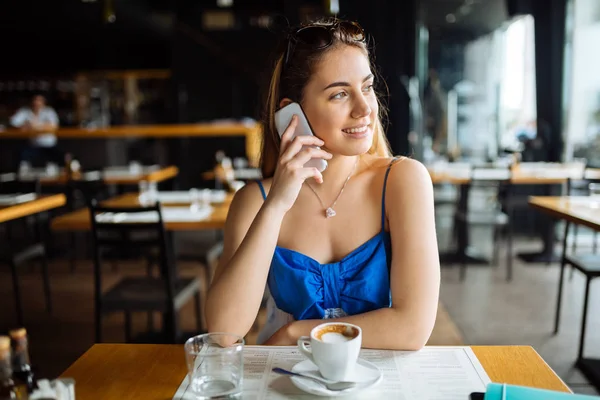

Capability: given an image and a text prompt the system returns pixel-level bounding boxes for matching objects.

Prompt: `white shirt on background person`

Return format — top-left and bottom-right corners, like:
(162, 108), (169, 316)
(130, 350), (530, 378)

(10, 106), (59, 147)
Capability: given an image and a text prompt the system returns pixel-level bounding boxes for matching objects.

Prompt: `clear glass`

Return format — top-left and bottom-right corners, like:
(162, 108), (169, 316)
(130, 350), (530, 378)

(129, 160), (142, 174)
(45, 162), (59, 176)
(138, 180), (150, 205)
(189, 188), (200, 212)
(18, 161), (31, 175)
(184, 333), (244, 399)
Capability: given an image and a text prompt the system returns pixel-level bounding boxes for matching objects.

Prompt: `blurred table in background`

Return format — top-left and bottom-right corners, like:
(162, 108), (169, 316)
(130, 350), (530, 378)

(51, 191), (233, 232)
(1, 165), (178, 187)
(0, 193), (66, 223)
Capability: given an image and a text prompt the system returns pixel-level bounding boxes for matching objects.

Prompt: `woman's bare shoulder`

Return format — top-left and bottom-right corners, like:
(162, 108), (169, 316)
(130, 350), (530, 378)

(228, 177), (274, 215)
(384, 157), (433, 196)
(362, 155), (414, 175)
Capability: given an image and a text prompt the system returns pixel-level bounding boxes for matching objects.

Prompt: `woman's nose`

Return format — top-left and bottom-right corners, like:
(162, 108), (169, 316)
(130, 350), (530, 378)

(352, 98), (371, 119)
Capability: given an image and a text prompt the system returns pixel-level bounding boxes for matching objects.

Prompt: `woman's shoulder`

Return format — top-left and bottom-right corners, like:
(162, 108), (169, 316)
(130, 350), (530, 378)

(363, 155), (422, 173)
(365, 155), (431, 189)
(229, 177), (276, 211)
(384, 157), (433, 198)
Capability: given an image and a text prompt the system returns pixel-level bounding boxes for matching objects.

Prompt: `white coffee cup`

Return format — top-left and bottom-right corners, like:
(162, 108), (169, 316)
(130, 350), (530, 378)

(297, 322), (362, 381)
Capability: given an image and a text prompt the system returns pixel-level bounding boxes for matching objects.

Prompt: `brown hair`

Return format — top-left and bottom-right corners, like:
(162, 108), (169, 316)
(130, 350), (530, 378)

(260, 18), (392, 178)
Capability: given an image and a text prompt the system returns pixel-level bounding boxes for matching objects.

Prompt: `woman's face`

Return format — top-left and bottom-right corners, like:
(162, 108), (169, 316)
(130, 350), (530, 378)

(300, 45), (378, 156)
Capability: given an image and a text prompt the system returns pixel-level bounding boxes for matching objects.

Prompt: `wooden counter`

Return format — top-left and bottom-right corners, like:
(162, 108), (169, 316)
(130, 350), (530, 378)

(0, 123), (262, 166)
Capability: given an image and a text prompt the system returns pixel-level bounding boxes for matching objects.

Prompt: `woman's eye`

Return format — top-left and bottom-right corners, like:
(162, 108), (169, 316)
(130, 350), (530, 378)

(363, 84), (374, 92)
(331, 91), (347, 100)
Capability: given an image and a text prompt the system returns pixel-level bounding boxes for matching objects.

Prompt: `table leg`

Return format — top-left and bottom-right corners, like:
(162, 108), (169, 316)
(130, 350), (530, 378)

(553, 221), (569, 334)
(518, 183), (562, 264)
(439, 183), (490, 266)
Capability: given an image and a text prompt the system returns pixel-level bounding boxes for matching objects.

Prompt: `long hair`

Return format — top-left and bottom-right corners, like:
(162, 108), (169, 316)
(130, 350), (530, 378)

(260, 18), (392, 178)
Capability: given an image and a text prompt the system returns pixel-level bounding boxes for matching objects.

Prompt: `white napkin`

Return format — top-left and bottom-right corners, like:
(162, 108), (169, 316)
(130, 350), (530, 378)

(0, 193), (36, 205)
(95, 206), (213, 223)
(29, 378), (75, 400)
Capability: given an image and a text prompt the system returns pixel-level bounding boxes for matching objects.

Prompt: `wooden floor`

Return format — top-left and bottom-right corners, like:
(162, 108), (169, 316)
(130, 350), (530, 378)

(0, 257), (463, 380)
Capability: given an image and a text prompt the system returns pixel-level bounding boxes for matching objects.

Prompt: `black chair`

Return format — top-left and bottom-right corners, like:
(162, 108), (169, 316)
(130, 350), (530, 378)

(553, 218), (600, 385)
(0, 178), (52, 326)
(65, 177), (108, 272)
(453, 166), (513, 281)
(89, 200), (202, 343)
(566, 172), (599, 259)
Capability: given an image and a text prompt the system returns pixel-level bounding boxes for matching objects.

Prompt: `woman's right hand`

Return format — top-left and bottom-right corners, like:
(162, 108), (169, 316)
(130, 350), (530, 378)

(265, 115), (332, 214)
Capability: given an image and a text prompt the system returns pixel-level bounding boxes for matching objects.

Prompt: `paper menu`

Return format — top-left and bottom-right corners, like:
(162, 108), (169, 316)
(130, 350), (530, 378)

(173, 346), (490, 400)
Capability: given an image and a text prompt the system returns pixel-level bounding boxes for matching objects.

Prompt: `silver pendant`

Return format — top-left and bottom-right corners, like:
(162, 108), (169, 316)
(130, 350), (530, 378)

(325, 207), (336, 218)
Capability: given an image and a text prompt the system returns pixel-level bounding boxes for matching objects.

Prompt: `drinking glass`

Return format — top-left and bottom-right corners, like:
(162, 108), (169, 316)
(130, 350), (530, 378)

(138, 180), (150, 205)
(129, 160), (142, 175)
(590, 183), (600, 198)
(46, 162), (59, 176)
(184, 333), (244, 399)
(189, 188), (200, 212)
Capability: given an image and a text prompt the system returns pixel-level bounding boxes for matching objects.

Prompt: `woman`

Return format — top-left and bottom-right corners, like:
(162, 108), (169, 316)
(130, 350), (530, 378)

(205, 18), (440, 350)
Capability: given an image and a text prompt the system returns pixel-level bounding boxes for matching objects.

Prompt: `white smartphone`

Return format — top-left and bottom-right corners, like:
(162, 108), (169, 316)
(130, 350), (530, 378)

(274, 102), (328, 172)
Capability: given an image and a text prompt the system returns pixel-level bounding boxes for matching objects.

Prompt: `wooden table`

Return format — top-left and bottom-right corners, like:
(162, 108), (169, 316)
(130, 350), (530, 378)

(0, 194), (66, 223)
(429, 166), (600, 265)
(529, 196), (600, 231)
(428, 167), (600, 185)
(60, 344), (569, 399)
(1, 165), (179, 186)
(51, 192), (233, 231)
(529, 195), (600, 392)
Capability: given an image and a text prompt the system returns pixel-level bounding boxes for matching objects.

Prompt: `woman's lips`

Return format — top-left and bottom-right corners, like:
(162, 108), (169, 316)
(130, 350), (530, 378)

(342, 125), (372, 139)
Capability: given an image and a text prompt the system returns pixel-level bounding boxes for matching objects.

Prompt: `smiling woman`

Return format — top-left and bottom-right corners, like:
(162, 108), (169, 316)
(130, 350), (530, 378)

(205, 18), (441, 351)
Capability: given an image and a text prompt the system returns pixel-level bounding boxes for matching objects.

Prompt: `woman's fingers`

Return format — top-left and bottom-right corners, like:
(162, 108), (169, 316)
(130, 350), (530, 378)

(297, 167), (324, 184)
(280, 135), (326, 164)
(279, 115), (299, 154)
(287, 147), (332, 169)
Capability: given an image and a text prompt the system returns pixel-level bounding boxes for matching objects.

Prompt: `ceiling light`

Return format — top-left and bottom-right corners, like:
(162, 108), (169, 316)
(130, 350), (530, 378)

(217, 0), (233, 7)
(459, 5), (471, 15)
(446, 14), (456, 23)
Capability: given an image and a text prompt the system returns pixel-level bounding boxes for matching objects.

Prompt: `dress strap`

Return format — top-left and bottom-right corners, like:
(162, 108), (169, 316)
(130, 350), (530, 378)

(255, 180), (267, 201)
(381, 157), (401, 231)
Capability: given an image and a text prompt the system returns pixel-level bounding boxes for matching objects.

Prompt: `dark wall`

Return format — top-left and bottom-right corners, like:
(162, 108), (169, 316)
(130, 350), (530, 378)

(0, 0), (171, 75)
(532, 0), (567, 162)
(339, 0), (416, 156)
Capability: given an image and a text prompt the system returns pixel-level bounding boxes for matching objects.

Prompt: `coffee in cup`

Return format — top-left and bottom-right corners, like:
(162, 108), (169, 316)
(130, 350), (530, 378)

(297, 322), (362, 381)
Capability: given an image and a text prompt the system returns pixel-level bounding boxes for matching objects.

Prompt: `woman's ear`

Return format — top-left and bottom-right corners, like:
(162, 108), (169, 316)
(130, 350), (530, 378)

(279, 98), (293, 110)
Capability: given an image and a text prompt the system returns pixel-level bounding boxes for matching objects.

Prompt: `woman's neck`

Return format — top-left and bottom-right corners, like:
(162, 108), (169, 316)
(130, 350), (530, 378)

(313, 154), (360, 195)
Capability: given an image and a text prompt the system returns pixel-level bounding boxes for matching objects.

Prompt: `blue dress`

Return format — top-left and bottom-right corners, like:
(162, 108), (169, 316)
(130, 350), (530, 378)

(255, 158), (397, 343)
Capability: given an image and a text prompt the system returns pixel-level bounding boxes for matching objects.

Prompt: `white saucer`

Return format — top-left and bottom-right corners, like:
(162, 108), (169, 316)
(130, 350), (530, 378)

(289, 358), (382, 397)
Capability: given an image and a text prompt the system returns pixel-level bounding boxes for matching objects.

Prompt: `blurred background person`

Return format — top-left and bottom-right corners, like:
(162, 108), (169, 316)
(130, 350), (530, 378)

(423, 69), (448, 156)
(10, 93), (63, 167)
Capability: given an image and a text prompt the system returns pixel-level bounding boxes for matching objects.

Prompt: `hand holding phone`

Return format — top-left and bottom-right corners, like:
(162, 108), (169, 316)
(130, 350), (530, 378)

(274, 102), (328, 172)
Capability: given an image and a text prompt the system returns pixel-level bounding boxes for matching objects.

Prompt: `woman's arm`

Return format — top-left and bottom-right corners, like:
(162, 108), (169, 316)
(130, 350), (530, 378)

(205, 184), (286, 337)
(266, 159), (440, 350)
(205, 117), (331, 337)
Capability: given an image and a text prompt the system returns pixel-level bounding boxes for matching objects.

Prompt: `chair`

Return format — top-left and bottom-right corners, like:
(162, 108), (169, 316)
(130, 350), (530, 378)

(553, 219), (600, 379)
(89, 200), (202, 343)
(566, 171), (600, 258)
(453, 166), (513, 281)
(64, 177), (108, 272)
(0, 178), (52, 326)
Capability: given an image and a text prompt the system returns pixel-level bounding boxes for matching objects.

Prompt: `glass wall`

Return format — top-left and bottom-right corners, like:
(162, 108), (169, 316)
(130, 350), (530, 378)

(564, 0), (600, 167)
(424, 15), (537, 164)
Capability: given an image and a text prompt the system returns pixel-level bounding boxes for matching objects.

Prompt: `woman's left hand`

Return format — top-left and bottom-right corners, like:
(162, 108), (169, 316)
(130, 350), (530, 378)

(264, 323), (297, 346)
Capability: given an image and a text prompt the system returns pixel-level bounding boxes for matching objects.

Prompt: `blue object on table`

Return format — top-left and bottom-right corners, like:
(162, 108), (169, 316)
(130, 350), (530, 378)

(484, 383), (600, 399)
